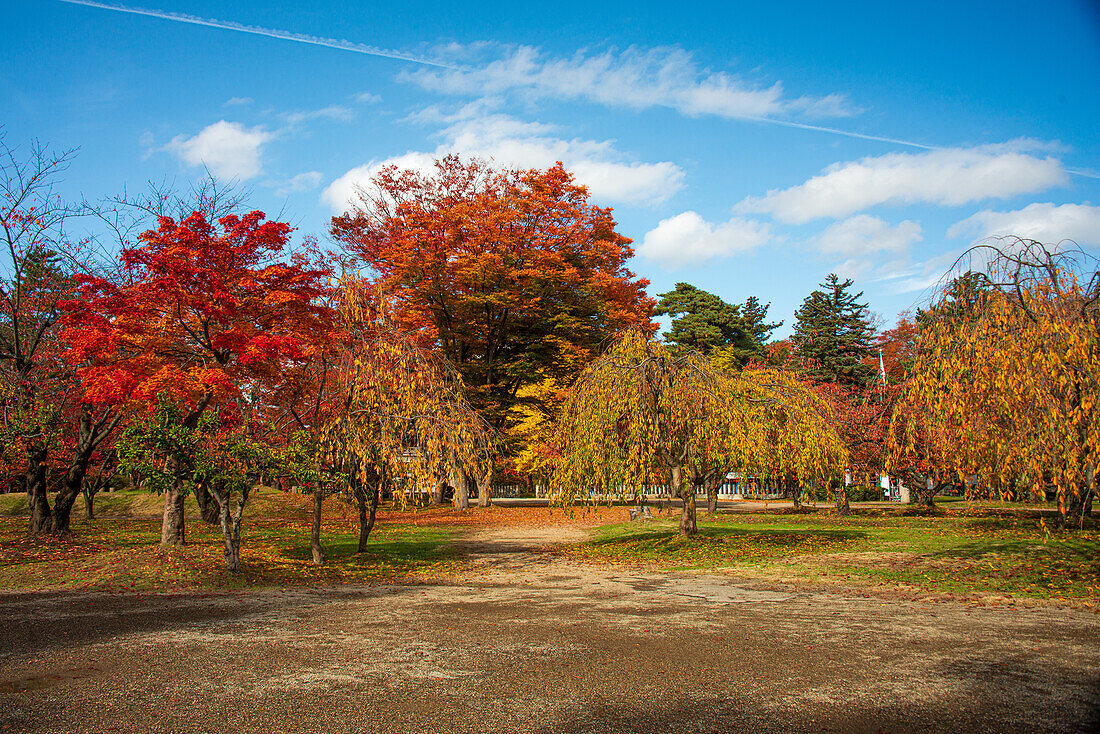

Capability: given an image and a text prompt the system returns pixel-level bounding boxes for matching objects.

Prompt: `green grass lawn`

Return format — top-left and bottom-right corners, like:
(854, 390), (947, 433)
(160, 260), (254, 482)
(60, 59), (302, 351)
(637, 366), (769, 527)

(567, 510), (1100, 601)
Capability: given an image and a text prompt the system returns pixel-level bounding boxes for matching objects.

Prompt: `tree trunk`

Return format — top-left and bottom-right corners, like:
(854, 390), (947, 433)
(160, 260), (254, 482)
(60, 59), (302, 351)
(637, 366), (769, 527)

(431, 477), (445, 505)
(213, 486), (246, 573)
(789, 479), (802, 510)
(477, 466), (493, 508)
(355, 482), (381, 552)
(52, 448), (96, 535)
(920, 481), (938, 509)
(82, 483), (96, 519)
(672, 465), (697, 536)
(705, 470), (722, 515)
(51, 406), (121, 535)
(679, 488), (698, 536)
(161, 480), (187, 546)
(835, 481), (851, 517)
(1057, 467), (1094, 529)
(26, 443), (53, 535)
(311, 481), (325, 565)
(453, 470), (469, 511)
(193, 483), (221, 525)
(82, 454), (115, 520)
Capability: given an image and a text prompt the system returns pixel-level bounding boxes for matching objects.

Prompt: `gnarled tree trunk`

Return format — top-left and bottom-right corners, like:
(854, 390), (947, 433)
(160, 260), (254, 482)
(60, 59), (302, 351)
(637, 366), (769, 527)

(26, 443), (52, 535)
(354, 481), (381, 552)
(672, 465), (697, 536)
(81, 456), (114, 521)
(161, 479), (187, 546)
(703, 468), (724, 515)
(835, 480), (851, 517)
(52, 406), (122, 535)
(82, 483), (96, 519)
(212, 484), (249, 572)
(788, 478), (802, 510)
(917, 479), (938, 509)
(51, 456), (89, 536)
(477, 465), (493, 508)
(193, 483), (221, 525)
(431, 476), (445, 505)
(453, 470), (470, 511)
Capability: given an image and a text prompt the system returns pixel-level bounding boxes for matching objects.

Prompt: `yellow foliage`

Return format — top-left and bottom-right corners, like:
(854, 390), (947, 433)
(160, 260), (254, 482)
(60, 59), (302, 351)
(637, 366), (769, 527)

(552, 329), (846, 505)
(901, 241), (1099, 521)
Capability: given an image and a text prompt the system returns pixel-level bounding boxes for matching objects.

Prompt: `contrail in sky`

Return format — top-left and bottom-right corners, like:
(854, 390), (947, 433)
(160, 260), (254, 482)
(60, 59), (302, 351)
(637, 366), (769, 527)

(739, 116), (1099, 178)
(740, 115), (939, 151)
(57, 0), (457, 69)
(55, 0), (1100, 178)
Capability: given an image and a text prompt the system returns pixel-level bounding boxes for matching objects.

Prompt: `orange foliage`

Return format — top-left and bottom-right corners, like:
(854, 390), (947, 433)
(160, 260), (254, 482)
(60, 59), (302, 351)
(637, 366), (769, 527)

(330, 155), (654, 430)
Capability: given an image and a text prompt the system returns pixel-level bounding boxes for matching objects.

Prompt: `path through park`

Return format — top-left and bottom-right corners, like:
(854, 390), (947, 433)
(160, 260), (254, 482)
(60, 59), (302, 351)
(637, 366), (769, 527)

(1, 525), (1098, 733)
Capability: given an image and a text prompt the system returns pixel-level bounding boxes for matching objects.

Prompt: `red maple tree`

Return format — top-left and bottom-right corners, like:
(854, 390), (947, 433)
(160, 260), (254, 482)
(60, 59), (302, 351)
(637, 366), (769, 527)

(61, 210), (336, 543)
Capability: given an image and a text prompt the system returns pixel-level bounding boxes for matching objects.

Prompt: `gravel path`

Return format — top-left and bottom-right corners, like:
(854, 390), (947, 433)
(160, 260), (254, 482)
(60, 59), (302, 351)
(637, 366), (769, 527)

(1, 527), (1098, 733)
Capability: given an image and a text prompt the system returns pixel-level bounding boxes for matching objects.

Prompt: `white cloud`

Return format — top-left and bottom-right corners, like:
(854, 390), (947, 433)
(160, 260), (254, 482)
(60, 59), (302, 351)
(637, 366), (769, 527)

(268, 171), (323, 197)
(224, 96), (254, 106)
(738, 142), (1068, 224)
(322, 152), (439, 213)
(638, 211), (771, 268)
(282, 105), (355, 127)
(162, 121), (273, 181)
(947, 202), (1100, 246)
(354, 91), (381, 104)
(321, 108), (684, 211)
(817, 215), (922, 257)
(403, 44), (855, 120)
(887, 251), (970, 294)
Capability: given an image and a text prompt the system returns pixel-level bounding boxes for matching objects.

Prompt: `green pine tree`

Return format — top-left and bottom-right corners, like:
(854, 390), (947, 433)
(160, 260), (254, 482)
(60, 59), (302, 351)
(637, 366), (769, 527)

(655, 283), (756, 359)
(740, 296), (782, 345)
(791, 273), (875, 385)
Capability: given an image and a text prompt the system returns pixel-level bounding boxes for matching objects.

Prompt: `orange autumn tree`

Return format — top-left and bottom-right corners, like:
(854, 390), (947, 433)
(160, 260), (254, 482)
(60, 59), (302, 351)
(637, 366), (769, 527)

(896, 240), (1099, 527)
(330, 156), (654, 493)
(61, 210), (335, 546)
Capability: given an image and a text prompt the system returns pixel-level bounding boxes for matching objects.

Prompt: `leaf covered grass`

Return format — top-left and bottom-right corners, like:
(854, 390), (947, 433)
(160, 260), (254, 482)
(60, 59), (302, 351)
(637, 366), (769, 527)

(0, 515), (463, 592)
(0, 488), (367, 521)
(565, 509), (1100, 600)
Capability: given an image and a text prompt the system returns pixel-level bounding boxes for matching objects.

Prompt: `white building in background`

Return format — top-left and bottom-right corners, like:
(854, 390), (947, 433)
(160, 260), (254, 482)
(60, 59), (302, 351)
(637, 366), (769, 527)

(880, 473), (910, 502)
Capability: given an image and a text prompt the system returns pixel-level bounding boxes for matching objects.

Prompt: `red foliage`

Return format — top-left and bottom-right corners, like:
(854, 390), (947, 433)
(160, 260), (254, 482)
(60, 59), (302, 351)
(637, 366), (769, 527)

(876, 314), (919, 383)
(61, 211), (336, 411)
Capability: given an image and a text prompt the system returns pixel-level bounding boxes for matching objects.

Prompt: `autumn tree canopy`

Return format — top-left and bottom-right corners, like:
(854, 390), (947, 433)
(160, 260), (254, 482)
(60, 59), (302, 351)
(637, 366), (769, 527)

(62, 210), (336, 546)
(330, 156), (654, 436)
(0, 136), (127, 536)
(553, 329), (846, 535)
(897, 240), (1099, 526)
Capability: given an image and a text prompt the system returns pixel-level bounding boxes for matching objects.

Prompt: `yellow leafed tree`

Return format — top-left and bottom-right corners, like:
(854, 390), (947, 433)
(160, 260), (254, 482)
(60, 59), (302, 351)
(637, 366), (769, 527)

(900, 240), (1098, 526)
(310, 279), (492, 563)
(552, 329), (846, 535)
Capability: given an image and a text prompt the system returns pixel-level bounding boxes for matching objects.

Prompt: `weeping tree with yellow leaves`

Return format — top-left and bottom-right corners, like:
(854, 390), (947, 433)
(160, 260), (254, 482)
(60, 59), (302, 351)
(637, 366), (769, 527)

(897, 239), (1099, 528)
(553, 329), (846, 535)
(309, 280), (492, 564)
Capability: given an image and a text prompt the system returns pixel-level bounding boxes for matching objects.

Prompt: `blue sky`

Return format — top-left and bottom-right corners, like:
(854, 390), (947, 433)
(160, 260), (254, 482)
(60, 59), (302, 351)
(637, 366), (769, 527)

(5, 0), (1100, 334)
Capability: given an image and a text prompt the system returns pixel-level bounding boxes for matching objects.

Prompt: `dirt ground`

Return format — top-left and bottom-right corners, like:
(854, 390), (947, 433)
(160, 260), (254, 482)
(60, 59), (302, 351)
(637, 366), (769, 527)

(1, 525), (1098, 733)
